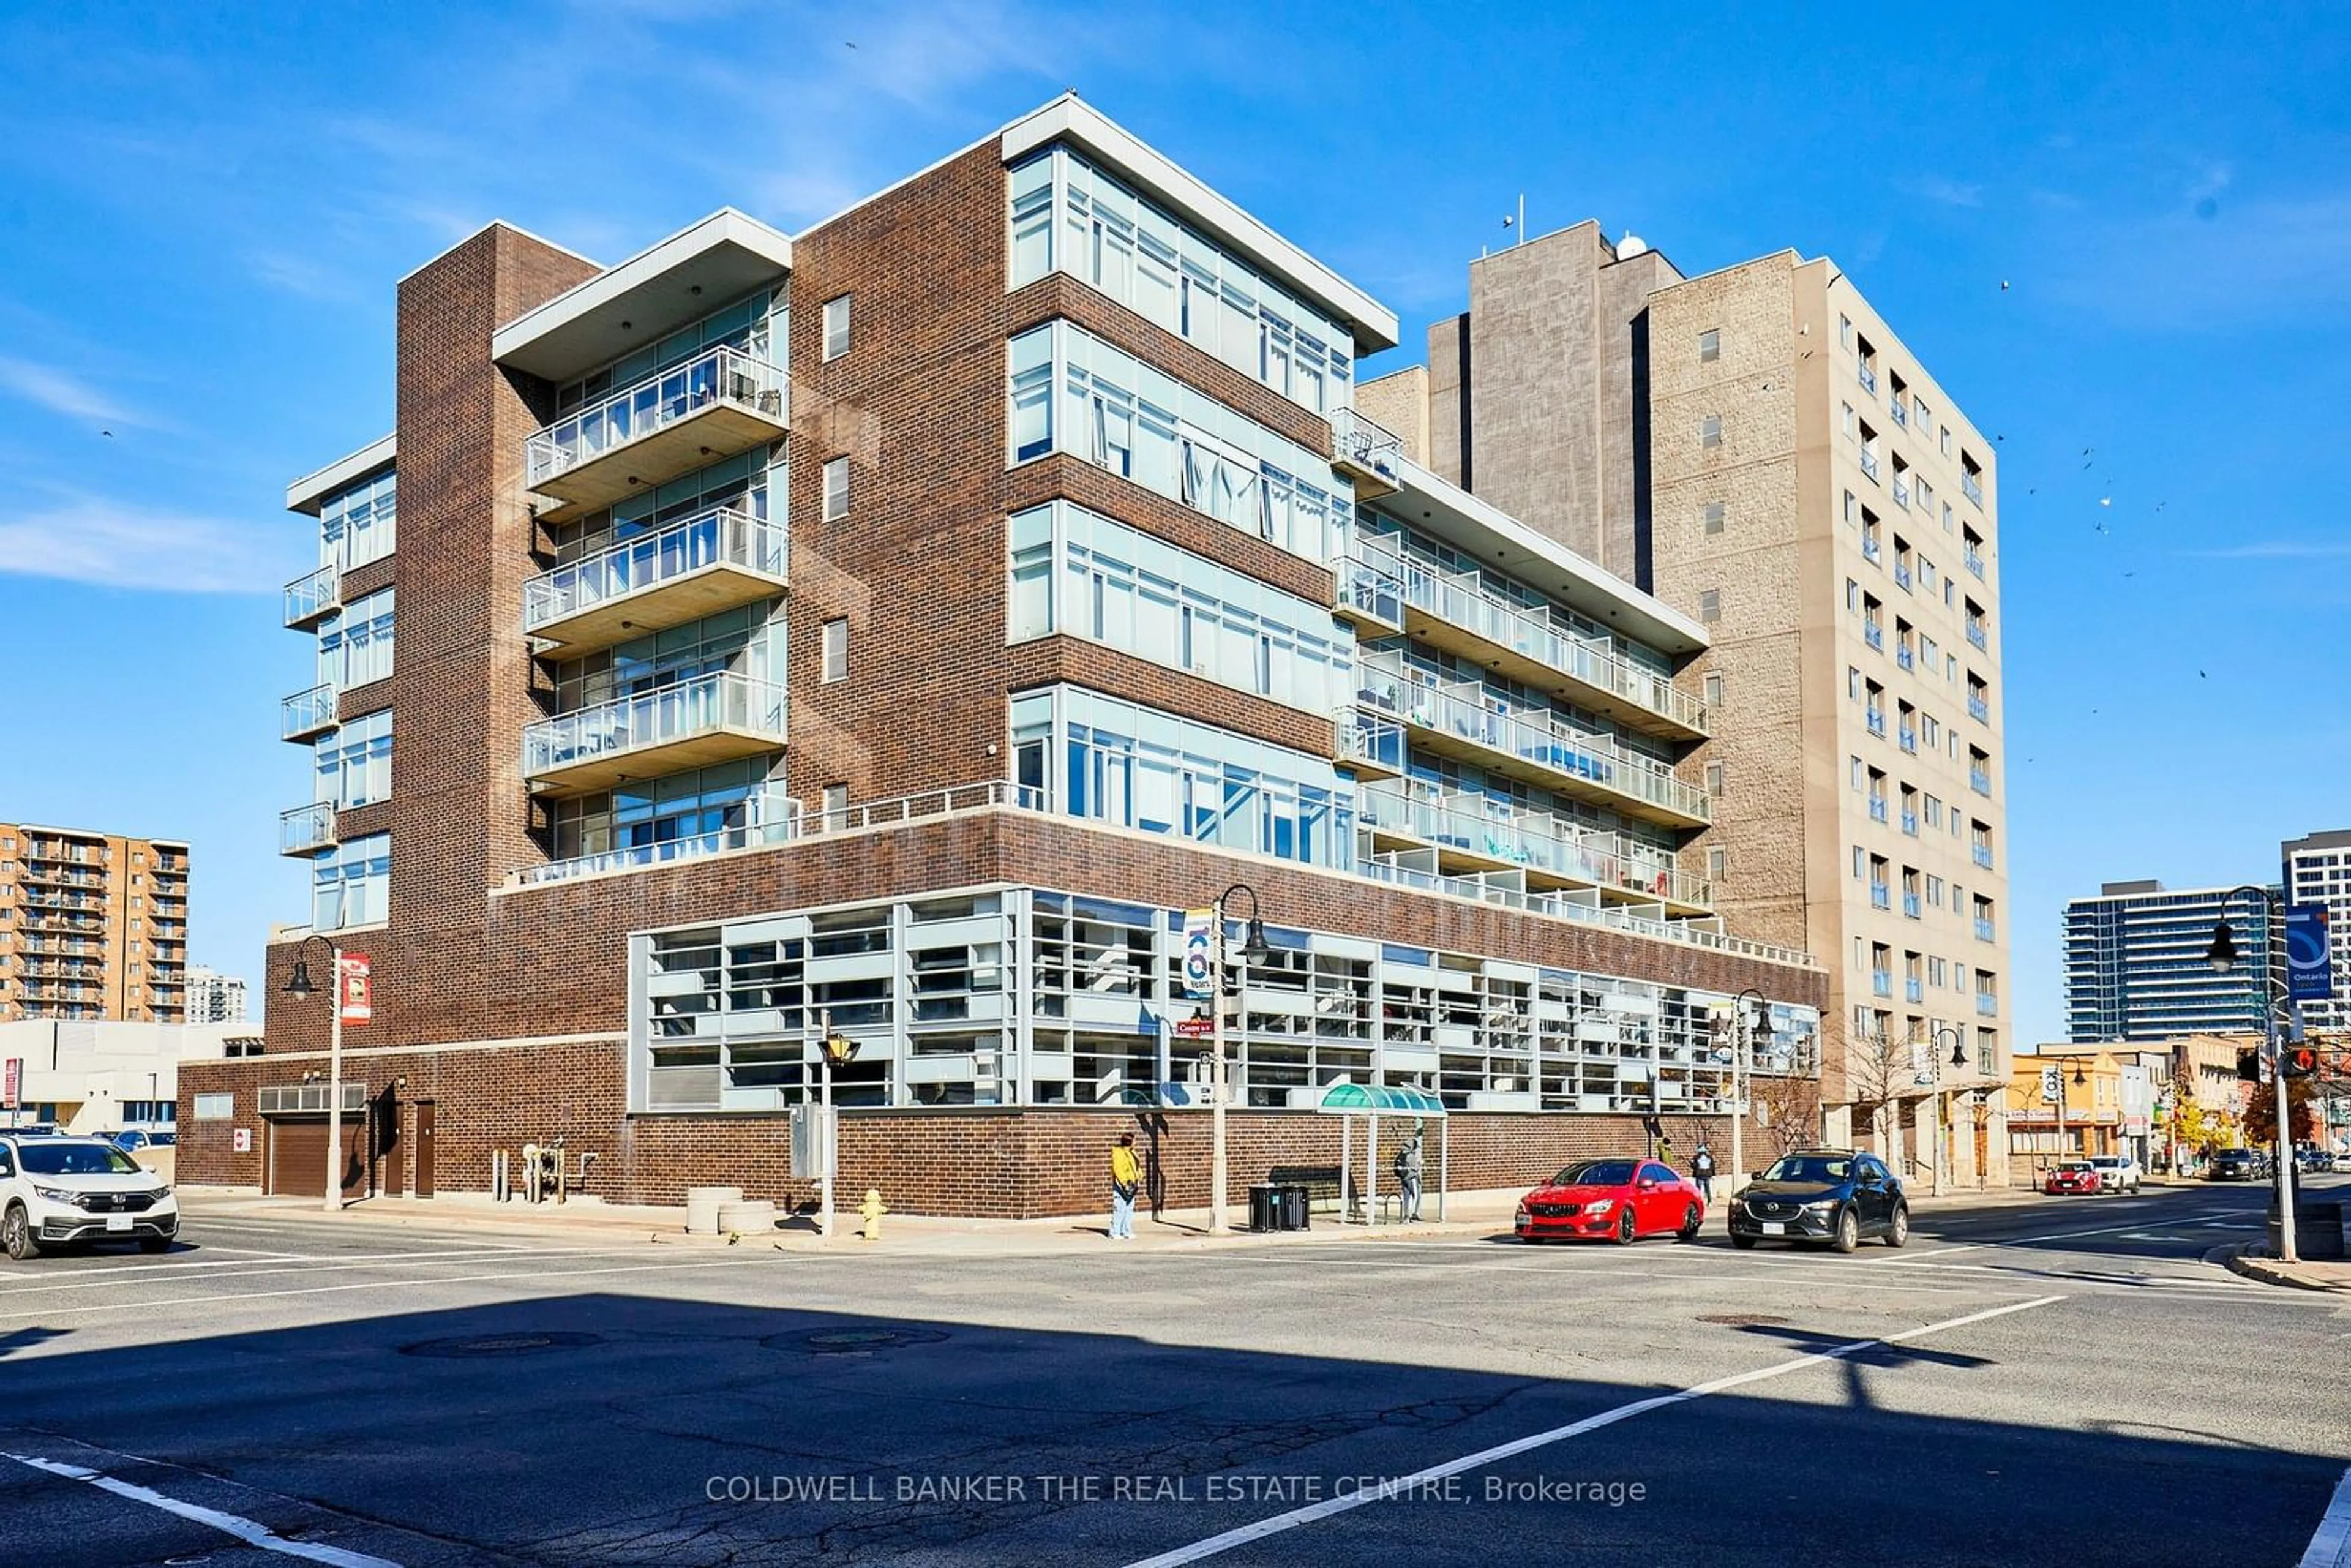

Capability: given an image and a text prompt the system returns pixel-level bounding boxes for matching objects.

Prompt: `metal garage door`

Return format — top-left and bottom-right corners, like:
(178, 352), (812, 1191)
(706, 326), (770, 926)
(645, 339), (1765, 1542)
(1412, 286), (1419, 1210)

(265, 1116), (369, 1199)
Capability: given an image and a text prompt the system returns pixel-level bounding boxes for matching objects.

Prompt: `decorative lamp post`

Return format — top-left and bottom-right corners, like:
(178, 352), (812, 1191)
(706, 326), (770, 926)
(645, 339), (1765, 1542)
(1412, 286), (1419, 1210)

(1928, 1024), (1968, 1197)
(281, 934), (345, 1214)
(1206, 884), (1270, 1236)
(2206, 887), (2296, 1263)
(816, 1010), (858, 1241)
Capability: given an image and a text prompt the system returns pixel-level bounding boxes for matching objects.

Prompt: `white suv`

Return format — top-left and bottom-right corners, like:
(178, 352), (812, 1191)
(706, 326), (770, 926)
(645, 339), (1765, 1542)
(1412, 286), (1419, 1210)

(0, 1136), (179, 1259)
(2087, 1155), (2143, 1195)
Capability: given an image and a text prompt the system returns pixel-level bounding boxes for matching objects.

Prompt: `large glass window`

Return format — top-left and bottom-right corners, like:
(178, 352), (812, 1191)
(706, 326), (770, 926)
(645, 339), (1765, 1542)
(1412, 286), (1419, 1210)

(312, 832), (389, 931)
(550, 604), (779, 713)
(314, 707), (392, 810)
(1008, 320), (1351, 566)
(320, 470), (396, 572)
(1008, 500), (1352, 716)
(1010, 685), (1352, 869)
(317, 587), (394, 689)
(554, 288), (785, 414)
(548, 757), (780, 861)
(1007, 147), (1353, 416)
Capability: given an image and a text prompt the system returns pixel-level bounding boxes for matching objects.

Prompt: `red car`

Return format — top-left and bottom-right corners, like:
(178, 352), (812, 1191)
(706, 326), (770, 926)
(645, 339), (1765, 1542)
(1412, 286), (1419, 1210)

(2044, 1161), (2103, 1195)
(1515, 1157), (1706, 1244)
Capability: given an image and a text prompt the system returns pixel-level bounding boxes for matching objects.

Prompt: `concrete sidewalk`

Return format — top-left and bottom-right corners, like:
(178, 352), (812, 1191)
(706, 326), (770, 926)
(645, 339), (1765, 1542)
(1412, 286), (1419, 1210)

(179, 1180), (2049, 1259)
(2225, 1248), (2351, 1294)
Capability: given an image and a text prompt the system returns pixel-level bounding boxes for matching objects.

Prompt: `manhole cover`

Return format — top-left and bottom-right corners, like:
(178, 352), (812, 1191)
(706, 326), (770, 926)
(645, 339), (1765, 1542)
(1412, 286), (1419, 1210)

(400, 1330), (604, 1358)
(775, 1327), (951, 1354)
(1695, 1313), (1789, 1327)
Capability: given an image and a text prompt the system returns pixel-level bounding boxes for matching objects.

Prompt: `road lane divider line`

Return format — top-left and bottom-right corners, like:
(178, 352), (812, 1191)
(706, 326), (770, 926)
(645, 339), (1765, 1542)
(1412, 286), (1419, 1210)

(3, 1450), (401, 1568)
(1122, 1293), (2070, 1568)
(0, 1255), (769, 1322)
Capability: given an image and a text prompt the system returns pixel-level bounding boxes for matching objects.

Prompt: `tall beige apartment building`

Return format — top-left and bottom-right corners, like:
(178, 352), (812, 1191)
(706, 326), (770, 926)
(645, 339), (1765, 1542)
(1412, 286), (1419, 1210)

(0, 823), (190, 1023)
(1364, 222), (2011, 1177)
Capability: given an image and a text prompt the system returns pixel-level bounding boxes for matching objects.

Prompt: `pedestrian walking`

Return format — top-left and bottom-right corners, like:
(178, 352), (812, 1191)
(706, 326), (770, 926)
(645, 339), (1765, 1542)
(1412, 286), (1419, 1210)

(1108, 1132), (1141, 1240)
(1691, 1140), (1717, 1202)
(1395, 1125), (1425, 1222)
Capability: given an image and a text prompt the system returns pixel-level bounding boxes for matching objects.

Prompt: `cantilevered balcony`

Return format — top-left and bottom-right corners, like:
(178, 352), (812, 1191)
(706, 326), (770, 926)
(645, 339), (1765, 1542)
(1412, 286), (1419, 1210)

(525, 345), (787, 520)
(1357, 781), (1710, 913)
(1333, 707), (1405, 781)
(283, 563), (340, 629)
(1355, 656), (1711, 828)
(282, 683), (337, 741)
(1344, 539), (1708, 741)
(522, 671), (786, 799)
(524, 508), (787, 656)
(1329, 407), (1403, 500)
(280, 802), (337, 857)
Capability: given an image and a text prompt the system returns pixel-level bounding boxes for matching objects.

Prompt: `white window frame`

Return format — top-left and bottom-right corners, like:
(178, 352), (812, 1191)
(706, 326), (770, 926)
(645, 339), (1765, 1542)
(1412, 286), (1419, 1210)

(822, 457), (849, 522)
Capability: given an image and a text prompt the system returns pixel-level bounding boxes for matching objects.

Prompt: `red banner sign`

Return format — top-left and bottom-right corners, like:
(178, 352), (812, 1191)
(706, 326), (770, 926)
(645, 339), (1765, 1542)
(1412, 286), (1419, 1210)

(338, 953), (372, 1026)
(2, 1057), (18, 1108)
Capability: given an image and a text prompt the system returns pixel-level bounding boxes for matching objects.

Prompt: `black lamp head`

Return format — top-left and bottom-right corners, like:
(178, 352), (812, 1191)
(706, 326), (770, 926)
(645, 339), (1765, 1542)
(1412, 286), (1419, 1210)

(284, 958), (317, 1000)
(1239, 916), (1272, 966)
(2206, 919), (2238, 975)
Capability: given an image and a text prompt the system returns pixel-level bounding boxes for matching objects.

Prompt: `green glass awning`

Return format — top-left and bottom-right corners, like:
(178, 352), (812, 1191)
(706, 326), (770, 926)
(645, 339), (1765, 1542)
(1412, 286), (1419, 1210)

(1316, 1083), (1446, 1117)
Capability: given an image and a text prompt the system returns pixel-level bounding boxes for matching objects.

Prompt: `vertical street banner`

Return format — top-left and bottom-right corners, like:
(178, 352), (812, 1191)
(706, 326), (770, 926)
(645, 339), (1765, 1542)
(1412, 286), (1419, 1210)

(338, 953), (373, 1024)
(1182, 909), (1215, 1000)
(2, 1057), (18, 1109)
(2285, 904), (2334, 1002)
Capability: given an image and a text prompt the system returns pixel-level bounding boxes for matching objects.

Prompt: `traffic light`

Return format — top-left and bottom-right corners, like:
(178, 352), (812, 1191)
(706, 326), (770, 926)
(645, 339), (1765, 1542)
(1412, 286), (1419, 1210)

(2237, 1048), (2265, 1083)
(2282, 1046), (2319, 1079)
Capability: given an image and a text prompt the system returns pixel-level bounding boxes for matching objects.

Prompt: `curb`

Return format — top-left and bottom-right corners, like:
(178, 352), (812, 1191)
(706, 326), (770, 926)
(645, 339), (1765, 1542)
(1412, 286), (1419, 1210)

(2215, 1242), (2351, 1294)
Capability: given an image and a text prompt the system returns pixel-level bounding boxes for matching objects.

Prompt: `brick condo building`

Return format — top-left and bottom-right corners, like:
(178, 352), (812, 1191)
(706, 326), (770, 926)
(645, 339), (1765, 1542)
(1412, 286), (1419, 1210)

(181, 96), (1826, 1217)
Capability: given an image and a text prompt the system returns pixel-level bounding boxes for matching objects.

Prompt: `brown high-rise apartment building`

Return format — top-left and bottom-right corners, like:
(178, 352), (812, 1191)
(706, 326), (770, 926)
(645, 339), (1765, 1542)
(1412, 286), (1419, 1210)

(184, 97), (1830, 1213)
(1365, 223), (2011, 1179)
(0, 824), (190, 1022)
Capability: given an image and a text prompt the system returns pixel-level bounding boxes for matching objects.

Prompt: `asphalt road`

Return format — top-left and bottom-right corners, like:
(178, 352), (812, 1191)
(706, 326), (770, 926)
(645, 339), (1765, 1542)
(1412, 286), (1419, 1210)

(1, 1180), (2345, 1567)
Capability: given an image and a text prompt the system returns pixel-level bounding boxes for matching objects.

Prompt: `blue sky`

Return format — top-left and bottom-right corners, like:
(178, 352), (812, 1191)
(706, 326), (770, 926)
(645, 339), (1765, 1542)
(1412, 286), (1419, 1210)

(2, 2), (2345, 1040)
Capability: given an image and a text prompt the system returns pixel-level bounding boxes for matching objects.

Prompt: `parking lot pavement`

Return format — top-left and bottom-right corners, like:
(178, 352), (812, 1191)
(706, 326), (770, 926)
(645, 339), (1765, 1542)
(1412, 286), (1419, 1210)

(0, 1181), (2342, 1566)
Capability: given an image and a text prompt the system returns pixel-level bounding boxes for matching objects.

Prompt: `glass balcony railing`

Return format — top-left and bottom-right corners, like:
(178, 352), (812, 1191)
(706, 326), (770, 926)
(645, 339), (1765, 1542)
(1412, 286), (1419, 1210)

(1865, 707), (1886, 737)
(1894, 561), (1913, 590)
(283, 563), (340, 628)
(1905, 978), (1925, 1003)
(1966, 621), (1988, 651)
(1857, 361), (1878, 396)
(1867, 796), (1888, 824)
(522, 670), (786, 791)
(280, 802), (337, 857)
(1964, 547), (1985, 580)
(1903, 891), (1923, 918)
(1335, 707), (1406, 778)
(1864, 622), (1884, 652)
(282, 682), (337, 740)
(1871, 969), (1892, 997)
(1861, 535), (1882, 565)
(1976, 917), (1998, 943)
(1344, 538), (1708, 736)
(1360, 782), (1708, 906)
(1962, 470), (1984, 506)
(1892, 477), (1910, 511)
(1974, 992), (1999, 1017)
(1859, 449), (1881, 482)
(1897, 645), (1914, 672)
(1870, 882), (1891, 910)
(1900, 809), (1919, 836)
(1968, 693), (1990, 724)
(1889, 399), (1907, 427)
(525, 344), (787, 500)
(1355, 655), (1710, 823)
(523, 508), (786, 648)
(1329, 407), (1405, 494)
(1973, 844), (1995, 869)
(1899, 726), (1917, 754)
(1970, 767), (1992, 797)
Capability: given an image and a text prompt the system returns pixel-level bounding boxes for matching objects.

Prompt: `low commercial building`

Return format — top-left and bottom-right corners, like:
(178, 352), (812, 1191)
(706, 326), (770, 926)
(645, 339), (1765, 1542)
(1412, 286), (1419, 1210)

(2007, 1047), (2129, 1173)
(0, 1020), (252, 1135)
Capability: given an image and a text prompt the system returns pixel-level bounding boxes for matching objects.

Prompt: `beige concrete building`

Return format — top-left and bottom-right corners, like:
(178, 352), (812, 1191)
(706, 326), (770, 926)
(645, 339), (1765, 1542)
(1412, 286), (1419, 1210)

(0, 823), (190, 1022)
(1364, 223), (2011, 1182)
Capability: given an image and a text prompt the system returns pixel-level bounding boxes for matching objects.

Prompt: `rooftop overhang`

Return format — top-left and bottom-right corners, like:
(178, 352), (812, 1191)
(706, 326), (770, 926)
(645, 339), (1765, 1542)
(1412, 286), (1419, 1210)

(285, 433), (396, 517)
(1001, 95), (1399, 356)
(1372, 456), (1711, 659)
(491, 209), (793, 384)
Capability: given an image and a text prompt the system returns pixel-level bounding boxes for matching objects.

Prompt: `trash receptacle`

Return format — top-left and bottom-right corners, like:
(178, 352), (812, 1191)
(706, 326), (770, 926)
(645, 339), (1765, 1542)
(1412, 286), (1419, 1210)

(1281, 1182), (1312, 1231)
(2272, 1200), (2344, 1261)
(1248, 1183), (1280, 1233)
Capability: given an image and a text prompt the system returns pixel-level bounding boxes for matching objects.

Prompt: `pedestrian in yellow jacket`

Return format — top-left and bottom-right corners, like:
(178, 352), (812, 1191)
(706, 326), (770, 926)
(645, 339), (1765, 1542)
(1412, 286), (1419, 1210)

(1108, 1133), (1141, 1240)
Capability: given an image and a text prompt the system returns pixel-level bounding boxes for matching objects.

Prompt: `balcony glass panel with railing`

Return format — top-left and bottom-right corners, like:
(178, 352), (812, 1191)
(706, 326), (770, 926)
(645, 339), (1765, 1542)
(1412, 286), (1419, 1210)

(1359, 782), (1706, 906)
(1976, 917), (1997, 943)
(1970, 767), (1992, 797)
(1870, 881), (1891, 910)
(1964, 546), (1985, 579)
(280, 802), (337, 857)
(1903, 892), (1923, 918)
(1973, 844), (1995, 869)
(1968, 693), (1990, 723)
(522, 671), (787, 792)
(1857, 362), (1878, 396)
(1905, 978), (1925, 1003)
(284, 563), (340, 628)
(1974, 992), (1998, 1017)
(1962, 470), (1984, 506)
(1864, 621), (1884, 652)
(525, 345), (787, 505)
(1867, 795), (1888, 824)
(523, 508), (786, 650)
(1892, 477), (1910, 511)
(1900, 809), (1918, 836)
(1966, 621), (1988, 651)
(1865, 706), (1886, 737)
(1871, 969), (1892, 997)
(1859, 449), (1881, 482)
(282, 683), (337, 740)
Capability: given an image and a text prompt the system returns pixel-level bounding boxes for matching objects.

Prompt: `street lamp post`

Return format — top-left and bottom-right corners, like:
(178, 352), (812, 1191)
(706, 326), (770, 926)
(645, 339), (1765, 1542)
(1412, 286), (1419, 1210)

(814, 1010), (858, 1242)
(1731, 988), (1765, 1193)
(1929, 1025), (1968, 1198)
(1205, 884), (1270, 1237)
(280, 936), (345, 1214)
(2206, 887), (2296, 1264)
(2034, 1054), (2091, 1179)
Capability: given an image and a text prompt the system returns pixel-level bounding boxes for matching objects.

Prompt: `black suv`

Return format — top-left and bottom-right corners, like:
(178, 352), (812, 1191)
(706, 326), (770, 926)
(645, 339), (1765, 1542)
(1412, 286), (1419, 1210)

(1728, 1149), (1909, 1253)
(2205, 1148), (2256, 1181)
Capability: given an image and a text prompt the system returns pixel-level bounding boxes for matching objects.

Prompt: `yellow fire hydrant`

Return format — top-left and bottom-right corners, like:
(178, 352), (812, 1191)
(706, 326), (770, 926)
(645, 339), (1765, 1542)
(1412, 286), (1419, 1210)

(857, 1187), (888, 1242)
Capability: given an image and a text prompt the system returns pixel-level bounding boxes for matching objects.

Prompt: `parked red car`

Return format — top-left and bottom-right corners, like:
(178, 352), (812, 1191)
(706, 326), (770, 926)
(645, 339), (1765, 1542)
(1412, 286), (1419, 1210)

(1516, 1157), (1706, 1244)
(2044, 1161), (2103, 1196)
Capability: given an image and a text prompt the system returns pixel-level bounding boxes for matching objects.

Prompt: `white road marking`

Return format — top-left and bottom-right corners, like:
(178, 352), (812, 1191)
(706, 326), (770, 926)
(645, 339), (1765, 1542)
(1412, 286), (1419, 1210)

(0, 1255), (765, 1322)
(2301, 1466), (2351, 1568)
(1122, 1293), (2069, 1568)
(0, 1245), (674, 1300)
(4, 1450), (401, 1567)
(1200, 1250), (1983, 1294)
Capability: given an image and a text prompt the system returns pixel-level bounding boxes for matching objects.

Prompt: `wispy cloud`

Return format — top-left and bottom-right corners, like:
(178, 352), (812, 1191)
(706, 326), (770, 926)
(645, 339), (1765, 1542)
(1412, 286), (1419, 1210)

(2042, 189), (2351, 327)
(2178, 540), (2351, 560)
(0, 356), (144, 428)
(1907, 174), (1984, 209)
(0, 499), (281, 593)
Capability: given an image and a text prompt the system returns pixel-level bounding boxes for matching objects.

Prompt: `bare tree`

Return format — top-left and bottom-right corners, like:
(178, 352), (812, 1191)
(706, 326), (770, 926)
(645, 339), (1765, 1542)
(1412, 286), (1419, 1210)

(1842, 1031), (1918, 1161)
(1749, 1073), (1823, 1159)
